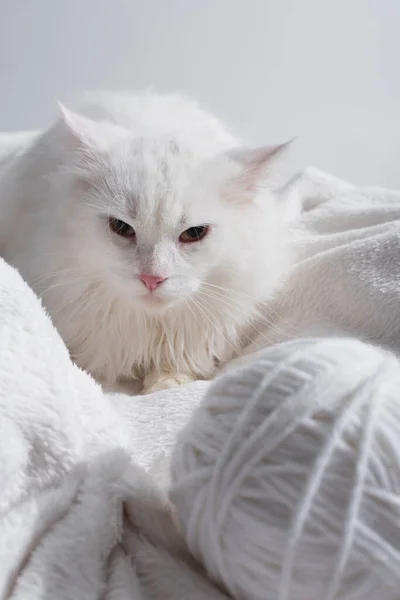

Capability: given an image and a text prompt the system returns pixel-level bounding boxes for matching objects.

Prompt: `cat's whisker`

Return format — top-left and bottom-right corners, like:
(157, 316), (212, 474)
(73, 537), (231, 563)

(59, 285), (109, 327)
(186, 296), (216, 330)
(201, 280), (283, 313)
(31, 267), (85, 286)
(182, 296), (197, 322)
(195, 292), (267, 353)
(200, 280), (280, 310)
(49, 289), (94, 319)
(30, 267), (100, 289)
(195, 288), (254, 334)
(47, 282), (108, 319)
(199, 290), (278, 335)
(189, 295), (242, 359)
(199, 287), (286, 349)
(197, 286), (292, 342)
(199, 282), (294, 340)
(38, 275), (101, 296)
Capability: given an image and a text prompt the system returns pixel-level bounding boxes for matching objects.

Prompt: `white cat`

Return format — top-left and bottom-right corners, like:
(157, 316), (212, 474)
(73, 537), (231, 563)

(0, 91), (293, 394)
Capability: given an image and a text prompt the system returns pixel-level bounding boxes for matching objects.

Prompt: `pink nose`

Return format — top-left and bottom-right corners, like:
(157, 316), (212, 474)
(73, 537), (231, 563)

(139, 273), (166, 292)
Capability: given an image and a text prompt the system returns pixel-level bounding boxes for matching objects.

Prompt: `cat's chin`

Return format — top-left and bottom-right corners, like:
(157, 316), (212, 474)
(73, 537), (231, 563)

(137, 293), (176, 312)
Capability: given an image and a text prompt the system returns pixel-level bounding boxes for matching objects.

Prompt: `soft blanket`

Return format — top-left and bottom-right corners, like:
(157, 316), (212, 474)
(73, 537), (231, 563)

(1, 166), (400, 599)
(0, 255), (231, 599)
(233, 168), (400, 364)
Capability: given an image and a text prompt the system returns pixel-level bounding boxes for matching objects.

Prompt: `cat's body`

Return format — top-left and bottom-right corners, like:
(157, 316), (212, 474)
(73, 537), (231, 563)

(0, 92), (293, 393)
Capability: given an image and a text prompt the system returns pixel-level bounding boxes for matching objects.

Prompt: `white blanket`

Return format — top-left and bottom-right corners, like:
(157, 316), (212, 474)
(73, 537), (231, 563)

(235, 167), (400, 362)
(0, 259), (226, 599)
(1, 167), (400, 599)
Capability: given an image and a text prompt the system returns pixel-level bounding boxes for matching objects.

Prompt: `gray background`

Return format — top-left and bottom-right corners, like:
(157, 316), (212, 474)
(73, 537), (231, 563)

(0, 0), (399, 186)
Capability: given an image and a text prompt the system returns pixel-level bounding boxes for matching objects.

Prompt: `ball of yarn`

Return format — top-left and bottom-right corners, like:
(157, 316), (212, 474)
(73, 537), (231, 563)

(170, 338), (400, 600)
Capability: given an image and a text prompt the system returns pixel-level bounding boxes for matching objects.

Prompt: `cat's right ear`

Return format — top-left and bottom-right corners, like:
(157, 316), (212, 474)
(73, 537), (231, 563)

(56, 103), (102, 150)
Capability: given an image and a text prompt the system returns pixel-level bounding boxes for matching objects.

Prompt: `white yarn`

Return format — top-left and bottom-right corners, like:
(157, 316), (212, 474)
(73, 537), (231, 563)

(170, 337), (400, 600)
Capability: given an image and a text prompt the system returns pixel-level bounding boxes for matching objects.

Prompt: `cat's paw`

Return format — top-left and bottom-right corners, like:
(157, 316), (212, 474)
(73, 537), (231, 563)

(142, 372), (195, 395)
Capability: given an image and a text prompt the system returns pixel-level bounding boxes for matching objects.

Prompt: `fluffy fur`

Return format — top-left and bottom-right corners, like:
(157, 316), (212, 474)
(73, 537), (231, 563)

(0, 91), (293, 393)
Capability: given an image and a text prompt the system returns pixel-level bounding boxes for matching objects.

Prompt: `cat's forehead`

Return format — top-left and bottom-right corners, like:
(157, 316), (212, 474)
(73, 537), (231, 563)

(108, 137), (211, 226)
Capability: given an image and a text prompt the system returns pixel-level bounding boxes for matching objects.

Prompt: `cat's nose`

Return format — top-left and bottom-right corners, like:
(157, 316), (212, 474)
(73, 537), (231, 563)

(139, 273), (166, 292)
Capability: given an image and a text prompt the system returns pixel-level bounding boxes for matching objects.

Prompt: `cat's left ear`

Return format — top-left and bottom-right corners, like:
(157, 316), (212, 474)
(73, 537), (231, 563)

(222, 141), (293, 202)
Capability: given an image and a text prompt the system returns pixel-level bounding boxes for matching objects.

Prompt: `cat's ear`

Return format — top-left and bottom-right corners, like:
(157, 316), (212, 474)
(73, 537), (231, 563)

(222, 141), (292, 202)
(56, 102), (104, 150)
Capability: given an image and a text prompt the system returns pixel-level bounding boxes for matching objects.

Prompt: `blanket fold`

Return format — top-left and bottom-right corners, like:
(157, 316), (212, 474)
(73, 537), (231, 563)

(0, 258), (222, 599)
(234, 168), (400, 362)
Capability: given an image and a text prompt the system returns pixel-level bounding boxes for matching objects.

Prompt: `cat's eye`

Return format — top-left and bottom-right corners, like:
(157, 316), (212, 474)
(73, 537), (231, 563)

(109, 218), (136, 239)
(179, 225), (209, 244)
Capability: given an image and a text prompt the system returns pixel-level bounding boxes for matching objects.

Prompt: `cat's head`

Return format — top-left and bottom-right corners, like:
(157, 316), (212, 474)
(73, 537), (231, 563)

(50, 106), (293, 313)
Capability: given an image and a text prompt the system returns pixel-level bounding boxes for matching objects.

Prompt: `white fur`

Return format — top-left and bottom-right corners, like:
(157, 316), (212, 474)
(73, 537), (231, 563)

(0, 91), (292, 392)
